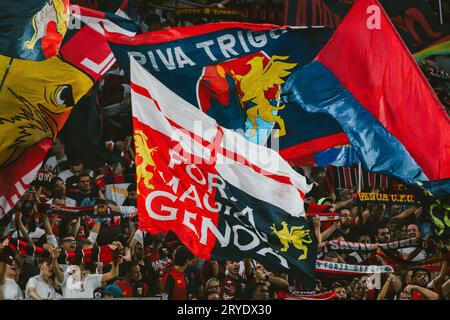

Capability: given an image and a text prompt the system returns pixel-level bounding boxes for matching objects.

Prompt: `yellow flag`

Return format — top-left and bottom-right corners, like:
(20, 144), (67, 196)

(0, 54), (93, 169)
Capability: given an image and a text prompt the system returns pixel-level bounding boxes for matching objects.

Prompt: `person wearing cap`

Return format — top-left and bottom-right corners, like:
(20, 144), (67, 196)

(93, 284), (123, 299)
(105, 284), (123, 298)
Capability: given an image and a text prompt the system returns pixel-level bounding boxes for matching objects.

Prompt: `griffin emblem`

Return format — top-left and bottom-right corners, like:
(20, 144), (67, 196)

(231, 55), (297, 138)
(134, 130), (158, 194)
(271, 221), (312, 260)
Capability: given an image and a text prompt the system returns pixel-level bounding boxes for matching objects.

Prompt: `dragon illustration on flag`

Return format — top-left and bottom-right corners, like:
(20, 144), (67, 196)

(23, 0), (70, 58)
(230, 55), (297, 138)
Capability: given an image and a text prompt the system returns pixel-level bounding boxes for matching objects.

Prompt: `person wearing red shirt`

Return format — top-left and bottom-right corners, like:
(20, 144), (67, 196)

(405, 267), (439, 300)
(220, 261), (246, 300)
(116, 261), (148, 298)
(161, 246), (193, 300)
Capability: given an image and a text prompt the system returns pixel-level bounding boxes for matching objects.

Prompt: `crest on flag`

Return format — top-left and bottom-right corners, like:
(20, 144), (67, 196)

(198, 53), (297, 140)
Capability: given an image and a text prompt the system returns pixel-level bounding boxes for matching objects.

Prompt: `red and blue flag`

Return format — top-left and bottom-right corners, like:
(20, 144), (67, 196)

(283, 0), (450, 196)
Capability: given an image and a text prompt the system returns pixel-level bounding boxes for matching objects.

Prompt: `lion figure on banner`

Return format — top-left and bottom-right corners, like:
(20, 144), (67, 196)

(134, 130), (158, 193)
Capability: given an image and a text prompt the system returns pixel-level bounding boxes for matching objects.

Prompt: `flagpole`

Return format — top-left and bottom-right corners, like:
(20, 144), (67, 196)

(439, 0), (443, 24)
(357, 162), (363, 224)
(0, 57), (13, 92)
(358, 162), (362, 193)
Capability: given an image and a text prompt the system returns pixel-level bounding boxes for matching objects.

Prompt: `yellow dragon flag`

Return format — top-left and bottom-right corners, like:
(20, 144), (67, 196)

(0, 54), (93, 167)
(0, 55), (93, 214)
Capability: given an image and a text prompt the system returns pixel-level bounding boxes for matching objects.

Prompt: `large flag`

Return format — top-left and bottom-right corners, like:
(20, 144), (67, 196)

(0, 5), (137, 215)
(283, 0), (450, 196)
(130, 57), (318, 287)
(0, 0), (70, 60)
(284, 0), (450, 60)
(0, 53), (92, 214)
(106, 22), (349, 166)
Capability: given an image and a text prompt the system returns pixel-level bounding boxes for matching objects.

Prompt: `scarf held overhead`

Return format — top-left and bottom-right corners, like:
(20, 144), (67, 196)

(6, 238), (117, 264)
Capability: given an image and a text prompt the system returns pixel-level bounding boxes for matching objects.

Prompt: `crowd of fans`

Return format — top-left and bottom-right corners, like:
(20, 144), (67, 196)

(0, 0), (449, 300)
(0, 149), (448, 300)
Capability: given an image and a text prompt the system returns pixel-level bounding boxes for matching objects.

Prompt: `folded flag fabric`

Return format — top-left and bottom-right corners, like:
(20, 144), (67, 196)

(314, 144), (360, 167)
(105, 21), (350, 166)
(95, 174), (136, 205)
(61, 4), (137, 81)
(0, 54), (92, 215)
(428, 201), (450, 238)
(414, 40), (450, 62)
(0, 0), (70, 60)
(284, 0), (450, 60)
(130, 57), (318, 288)
(283, 0), (450, 196)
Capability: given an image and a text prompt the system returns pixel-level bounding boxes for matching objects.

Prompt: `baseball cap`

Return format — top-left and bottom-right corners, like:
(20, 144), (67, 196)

(104, 284), (123, 298)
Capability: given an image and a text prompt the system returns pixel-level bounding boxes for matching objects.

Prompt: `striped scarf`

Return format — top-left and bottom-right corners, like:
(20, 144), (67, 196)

(376, 247), (450, 267)
(325, 166), (391, 191)
(6, 238), (117, 264)
(315, 260), (395, 275)
(320, 238), (423, 254)
(306, 211), (344, 222)
(37, 202), (137, 220)
(95, 174), (136, 189)
(284, 290), (338, 300)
